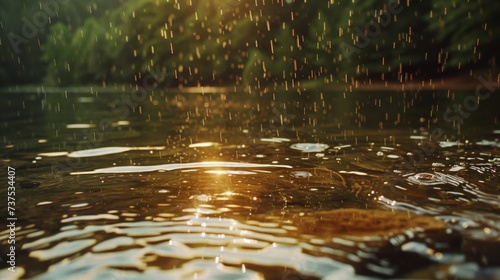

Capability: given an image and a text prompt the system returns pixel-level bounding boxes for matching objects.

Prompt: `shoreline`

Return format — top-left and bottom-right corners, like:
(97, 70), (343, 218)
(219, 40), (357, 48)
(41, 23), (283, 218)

(2, 76), (499, 94)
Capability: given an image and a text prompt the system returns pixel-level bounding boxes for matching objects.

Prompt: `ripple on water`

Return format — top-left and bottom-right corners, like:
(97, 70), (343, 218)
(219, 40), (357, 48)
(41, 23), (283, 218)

(406, 173), (441, 185)
(204, 170), (257, 175)
(290, 143), (330, 152)
(24, 216), (356, 279)
(260, 137), (291, 143)
(92, 236), (136, 252)
(67, 146), (165, 158)
(61, 214), (120, 223)
(291, 171), (313, 178)
(71, 161), (292, 175)
(403, 171), (500, 207)
(405, 172), (458, 186)
(285, 209), (457, 277)
(30, 239), (96, 261)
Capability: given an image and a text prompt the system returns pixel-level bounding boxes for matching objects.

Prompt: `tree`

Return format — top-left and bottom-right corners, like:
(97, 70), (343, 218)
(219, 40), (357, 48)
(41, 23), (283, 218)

(426, 0), (500, 74)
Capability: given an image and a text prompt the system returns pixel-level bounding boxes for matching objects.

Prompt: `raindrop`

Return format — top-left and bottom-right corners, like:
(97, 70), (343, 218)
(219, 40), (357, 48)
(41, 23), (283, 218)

(406, 173), (443, 185)
(414, 173), (436, 181)
(291, 171), (312, 178)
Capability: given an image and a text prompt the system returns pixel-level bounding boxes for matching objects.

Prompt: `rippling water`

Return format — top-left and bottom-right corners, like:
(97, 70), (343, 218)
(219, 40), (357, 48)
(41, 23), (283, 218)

(0, 89), (499, 279)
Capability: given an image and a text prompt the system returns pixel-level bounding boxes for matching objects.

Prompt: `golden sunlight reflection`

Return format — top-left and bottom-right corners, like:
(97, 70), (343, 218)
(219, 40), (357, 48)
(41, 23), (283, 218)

(204, 170), (257, 175)
(189, 142), (219, 148)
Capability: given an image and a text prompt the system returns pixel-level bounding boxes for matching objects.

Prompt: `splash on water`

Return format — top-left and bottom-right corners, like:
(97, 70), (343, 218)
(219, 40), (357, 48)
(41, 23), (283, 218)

(290, 143), (330, 153)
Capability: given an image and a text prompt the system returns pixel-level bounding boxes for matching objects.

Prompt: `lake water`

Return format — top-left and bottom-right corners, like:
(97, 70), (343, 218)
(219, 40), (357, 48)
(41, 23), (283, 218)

(1, 88), (499, 279)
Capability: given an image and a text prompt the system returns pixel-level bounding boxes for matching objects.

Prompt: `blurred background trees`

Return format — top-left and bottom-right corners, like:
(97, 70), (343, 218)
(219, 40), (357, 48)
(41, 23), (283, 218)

(1, 0), (498, 87)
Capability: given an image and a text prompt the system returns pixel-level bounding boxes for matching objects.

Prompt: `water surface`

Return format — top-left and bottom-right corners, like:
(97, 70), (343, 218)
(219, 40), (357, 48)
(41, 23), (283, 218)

(1, 89), (499, 279)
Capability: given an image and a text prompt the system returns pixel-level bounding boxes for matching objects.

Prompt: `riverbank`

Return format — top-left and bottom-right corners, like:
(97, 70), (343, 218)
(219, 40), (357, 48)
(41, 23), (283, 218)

(2, 75), (499, 94)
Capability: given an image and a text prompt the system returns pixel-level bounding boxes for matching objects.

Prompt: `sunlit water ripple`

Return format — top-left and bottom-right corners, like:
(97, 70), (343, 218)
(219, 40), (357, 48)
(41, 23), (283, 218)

(1, 91), (499, 279)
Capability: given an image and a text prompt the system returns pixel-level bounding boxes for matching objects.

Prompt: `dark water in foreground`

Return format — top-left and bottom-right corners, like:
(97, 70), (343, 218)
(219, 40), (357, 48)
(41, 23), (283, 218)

(0, 89), (499, 279)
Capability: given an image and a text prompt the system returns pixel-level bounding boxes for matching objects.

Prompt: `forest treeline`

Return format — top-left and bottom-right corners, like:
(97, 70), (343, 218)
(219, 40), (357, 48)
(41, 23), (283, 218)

(1, 0), (499, 87)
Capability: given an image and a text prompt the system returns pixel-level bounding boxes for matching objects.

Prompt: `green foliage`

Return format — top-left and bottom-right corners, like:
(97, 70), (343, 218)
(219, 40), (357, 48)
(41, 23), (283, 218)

(305, 0), (436, 82)
(426, 0), (500, 72)
(42, 23), (72, 85)
(1, 0), (499, 87)
(0, 1), (46, 85)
